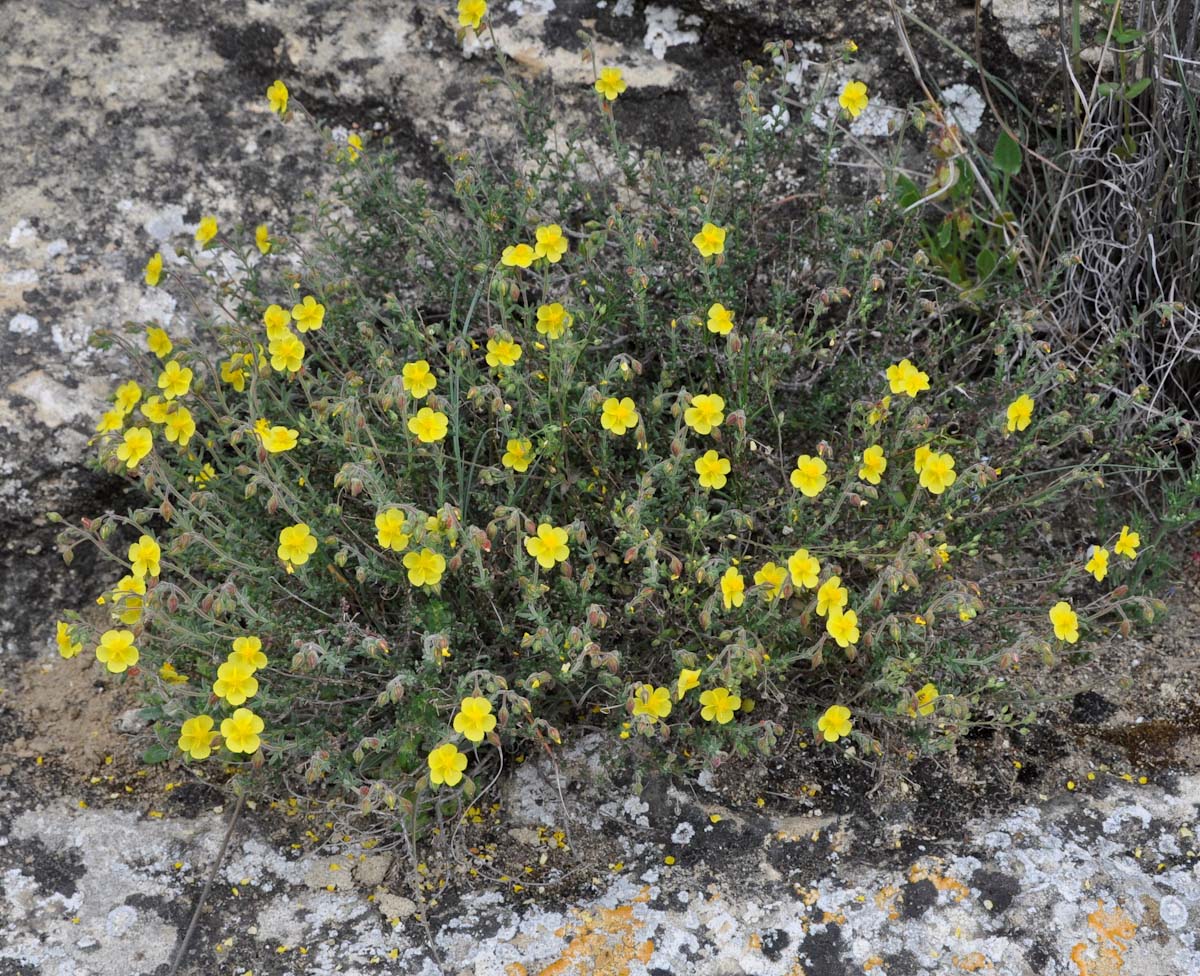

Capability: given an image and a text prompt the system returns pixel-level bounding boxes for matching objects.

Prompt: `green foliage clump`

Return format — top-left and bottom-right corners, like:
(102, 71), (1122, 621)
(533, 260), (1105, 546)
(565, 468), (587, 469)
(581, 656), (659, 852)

(57, 39), (1172, 828)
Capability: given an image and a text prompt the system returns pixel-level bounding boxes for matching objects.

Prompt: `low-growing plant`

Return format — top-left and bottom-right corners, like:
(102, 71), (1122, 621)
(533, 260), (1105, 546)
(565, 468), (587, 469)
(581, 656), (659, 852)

(55, 11), (1176, 842)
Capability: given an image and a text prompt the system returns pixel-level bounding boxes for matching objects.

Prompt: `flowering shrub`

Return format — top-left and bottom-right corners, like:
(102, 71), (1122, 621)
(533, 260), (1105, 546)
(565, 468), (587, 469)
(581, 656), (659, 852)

(56, 20), (1174, 829)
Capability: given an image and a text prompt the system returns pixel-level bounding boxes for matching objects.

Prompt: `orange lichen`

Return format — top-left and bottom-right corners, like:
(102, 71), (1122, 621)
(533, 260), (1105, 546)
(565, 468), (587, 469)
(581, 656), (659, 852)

(874, 884), (902, 920)
(864, 956), (885, 971)
(907, 861), (970, 903)
(506, 966), (528, 976)
(1070, 900), (1138, 976)
(952, 951), (992, 972)
(539, 890), (654, 976)
(748, 933), (763, 951)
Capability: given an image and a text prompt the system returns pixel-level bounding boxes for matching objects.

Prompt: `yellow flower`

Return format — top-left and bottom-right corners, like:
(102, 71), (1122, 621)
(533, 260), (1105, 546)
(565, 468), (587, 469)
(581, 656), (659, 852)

(139, 396), (171, 424)
(428, 742), (468, 787)
(345, 132), (363, 162)
(858, 445), (887, 485)
(1006, 394), (1034, 433)
(631, 684), (673, 721)
(535, 302), (572, 339)
(706, 302), (734, 335)
(213, 659), (258, 707)
(403, 547), (447, 587)
(524, 523), (570, 570)
(111, 575), (146, 625)
(1049, 600), (1080, 643)
(159, 662), (189, 684)
(816, 576), (848, 617)
(261, 424), (298, 453)
(533, 224), (569, 263)
(96, 629), (139, 673)
(255, 223), (272, 255)
(56, 621), (82, 659)
(790, 454), (828, 497)
(157, 360), (193, 400)
(453, 696), (497, 743)
(867, 395), (892, 425)
(594, 66), (627, 101)
(501, 243), (535, 268)
(408, 406), (449, 443)
(263, 304), (292, 339)
(788, 549), (821, 590)
(269, 332), (305, 373)
(886, 358), (930, 398)
(817, 704), (852, 742)
(116, 427), (153, 469)
(220, 358), (247, 393)
(600, 397), (639, 436)
(278, 523), (318, 568)
(838, 80), (869, 118)
(919, 451), (957, 495)
(825, 607), (860, 648)
(164, 406), (196, 448)
(127, 534), (161, 579)
(719, 566), (745, 610)
(375, 509), (411, 551)
(754, 562), (788, 602)
(195, 216), (218, 246)
(95, 408), (124, 434)
(502, 438), (533, 473)
(457, 0), (487, 30)
(676, 667), (701, 700)
(692, 222), (726, 257)
(292, 295), (325, 332)
(178, 715), (217, 760)
(486, 337), (522, 369)
(912, 683), (938, 717)
(402, 360), (437, 398)
(145, 252), (163, 287)
(699, 687), (741, 724)
(230, 636), (267, 671)
(1114, 525), (1140, 560)
(1086, 546), (1109, 582)
(913, 443), (932, 474)
(146, 327), (173, 359)
(221, 708), (264, 754)
(694, 449), (730, 490)
(114, 380), (142, 415)
(684, 393), (725, 435)
(266, 79), (289, 115)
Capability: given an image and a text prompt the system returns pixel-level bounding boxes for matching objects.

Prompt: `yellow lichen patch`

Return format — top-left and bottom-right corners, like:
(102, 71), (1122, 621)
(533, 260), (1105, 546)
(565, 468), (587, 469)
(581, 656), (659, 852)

(506, 966), (528, 976)
(1070, 901), (1138, 976)
(540, 891), (654, 976)
(864, 956), (885, 971)
(820, 910), (847, 925)
(748, 932), (763, 951)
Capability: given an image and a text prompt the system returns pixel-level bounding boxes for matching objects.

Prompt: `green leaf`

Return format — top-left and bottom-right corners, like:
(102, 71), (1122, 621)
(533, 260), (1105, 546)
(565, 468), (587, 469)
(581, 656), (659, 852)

(1097, 82), (1121, 97)
(143, 743), (171, 765)
(976, 248), (998, 280)
(1112, 27), (1144, 43)
(1123, 77), (1152, 100)
(896, 174), (921, 209)
(993, 131), (1022, 176)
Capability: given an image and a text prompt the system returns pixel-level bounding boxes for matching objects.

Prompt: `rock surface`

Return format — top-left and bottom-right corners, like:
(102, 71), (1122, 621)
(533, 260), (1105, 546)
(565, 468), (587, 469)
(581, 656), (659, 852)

(2, 749), (1198, 975)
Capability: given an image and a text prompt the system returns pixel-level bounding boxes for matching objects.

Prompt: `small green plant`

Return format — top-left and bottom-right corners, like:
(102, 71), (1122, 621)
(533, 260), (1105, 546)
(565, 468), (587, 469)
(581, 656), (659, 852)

(54, 23), (1170, 840)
